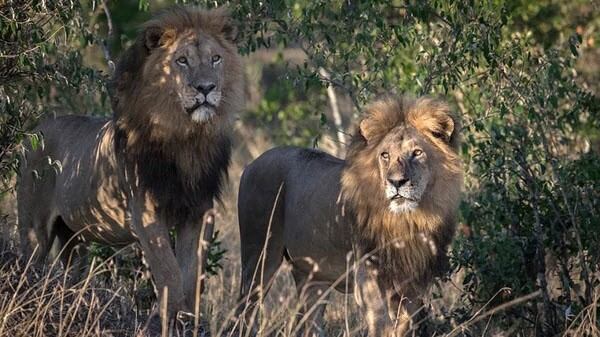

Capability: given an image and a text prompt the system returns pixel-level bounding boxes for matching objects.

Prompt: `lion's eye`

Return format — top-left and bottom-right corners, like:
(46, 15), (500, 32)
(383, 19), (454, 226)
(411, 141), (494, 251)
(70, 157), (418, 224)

(211, 54), (222, 65)
(380, 152), (390, 160)
(413, 149), (423, 157)
(176, 56), (188, 65)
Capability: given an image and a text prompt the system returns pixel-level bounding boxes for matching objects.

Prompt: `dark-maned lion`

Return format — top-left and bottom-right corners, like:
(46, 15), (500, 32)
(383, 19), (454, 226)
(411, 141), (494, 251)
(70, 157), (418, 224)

(237, 96), (462, 336)
(17, 6), (243, 318)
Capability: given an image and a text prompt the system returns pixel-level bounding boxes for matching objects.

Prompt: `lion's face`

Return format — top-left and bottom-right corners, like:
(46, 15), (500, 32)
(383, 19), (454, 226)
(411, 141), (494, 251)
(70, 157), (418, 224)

(166, 31), (228, 122)
(126, 13), (241, 130)
(352, 97), (460, 216)
(375, 126), (432, 213)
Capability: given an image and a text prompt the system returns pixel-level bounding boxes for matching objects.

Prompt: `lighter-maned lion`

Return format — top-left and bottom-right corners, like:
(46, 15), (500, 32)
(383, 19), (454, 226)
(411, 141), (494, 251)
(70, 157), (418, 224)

(17, 6), (243, 319)
(237, 96), (462, 336)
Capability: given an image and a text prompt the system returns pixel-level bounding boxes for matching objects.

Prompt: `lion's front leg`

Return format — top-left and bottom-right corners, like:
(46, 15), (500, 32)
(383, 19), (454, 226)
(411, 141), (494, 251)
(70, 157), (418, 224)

(175, 206), (215, 314)
(354, 262), (397, 337)
(130, 192), (187, 317)
(355, 261), (422, 337)
(387, 291), (423, 337)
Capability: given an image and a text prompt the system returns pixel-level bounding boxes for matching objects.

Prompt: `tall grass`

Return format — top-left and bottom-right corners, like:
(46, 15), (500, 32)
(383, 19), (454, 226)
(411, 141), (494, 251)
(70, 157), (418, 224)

(0, 203), (597, 337)
(0, 248), (144, 337)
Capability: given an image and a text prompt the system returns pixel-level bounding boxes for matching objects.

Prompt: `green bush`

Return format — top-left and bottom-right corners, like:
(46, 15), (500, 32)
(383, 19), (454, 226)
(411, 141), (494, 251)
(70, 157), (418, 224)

(0, 1), (108, 193)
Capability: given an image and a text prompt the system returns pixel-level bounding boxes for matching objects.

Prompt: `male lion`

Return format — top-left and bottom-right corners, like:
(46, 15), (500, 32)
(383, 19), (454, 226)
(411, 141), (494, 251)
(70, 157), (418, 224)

(238, 96), (462, 336)
(17, 6), (243, 318)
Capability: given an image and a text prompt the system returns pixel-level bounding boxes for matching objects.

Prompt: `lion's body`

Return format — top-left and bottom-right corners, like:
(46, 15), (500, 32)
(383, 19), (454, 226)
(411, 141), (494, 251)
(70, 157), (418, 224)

(238, 96), (462, 336)
(18, 116), (132, 246)
(239, 147), (352, 288)
(18, 6), (243, 319)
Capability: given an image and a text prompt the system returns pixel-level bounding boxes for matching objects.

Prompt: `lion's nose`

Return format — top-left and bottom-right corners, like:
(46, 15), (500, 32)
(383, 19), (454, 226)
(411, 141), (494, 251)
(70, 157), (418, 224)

(387, 177), (409, 188)
(196, 81), (216, 95)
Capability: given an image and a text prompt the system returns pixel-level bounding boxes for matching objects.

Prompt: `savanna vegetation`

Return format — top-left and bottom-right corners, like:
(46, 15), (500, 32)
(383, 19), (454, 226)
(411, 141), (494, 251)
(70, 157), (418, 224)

(1, 0), (599, 336)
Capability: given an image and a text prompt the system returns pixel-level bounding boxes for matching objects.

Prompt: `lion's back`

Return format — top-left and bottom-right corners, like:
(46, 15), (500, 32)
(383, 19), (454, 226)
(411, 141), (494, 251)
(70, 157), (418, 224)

(30, 115), (109, 158)
(238, 146), (344, 231)
(239, 146), (343, 197)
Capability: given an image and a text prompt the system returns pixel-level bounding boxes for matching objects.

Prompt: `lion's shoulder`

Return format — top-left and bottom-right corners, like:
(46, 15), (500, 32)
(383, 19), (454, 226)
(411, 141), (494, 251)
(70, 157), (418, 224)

(297, 148), (341, 163)
(268, 147), (344, 169)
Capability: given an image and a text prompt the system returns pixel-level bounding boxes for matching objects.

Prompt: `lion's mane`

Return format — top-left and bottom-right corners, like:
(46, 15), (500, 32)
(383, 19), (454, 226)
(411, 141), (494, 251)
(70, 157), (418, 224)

(341, 96), (462, 288)
(108, 6), (244, 223)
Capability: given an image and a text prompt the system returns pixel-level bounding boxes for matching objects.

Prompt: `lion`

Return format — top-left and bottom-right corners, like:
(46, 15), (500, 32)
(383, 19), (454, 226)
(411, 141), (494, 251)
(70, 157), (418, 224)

(17, 6), (243, 320)
(237, 95), (462, 336)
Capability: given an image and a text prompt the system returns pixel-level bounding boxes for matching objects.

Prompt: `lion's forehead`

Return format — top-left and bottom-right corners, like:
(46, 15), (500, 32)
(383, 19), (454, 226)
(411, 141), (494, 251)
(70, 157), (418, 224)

(172, 36), (220, 55)
(383, 127), (426, 149)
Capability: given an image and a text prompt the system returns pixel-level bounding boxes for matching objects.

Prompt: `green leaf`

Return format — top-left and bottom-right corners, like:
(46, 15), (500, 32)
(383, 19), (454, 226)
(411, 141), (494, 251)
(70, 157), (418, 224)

(319, 112), (327, 126)
(29, 133), (41, 151)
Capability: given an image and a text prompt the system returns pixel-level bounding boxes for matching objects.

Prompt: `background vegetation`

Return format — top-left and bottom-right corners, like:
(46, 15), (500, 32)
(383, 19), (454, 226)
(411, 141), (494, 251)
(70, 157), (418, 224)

(1, 0), (599, 336)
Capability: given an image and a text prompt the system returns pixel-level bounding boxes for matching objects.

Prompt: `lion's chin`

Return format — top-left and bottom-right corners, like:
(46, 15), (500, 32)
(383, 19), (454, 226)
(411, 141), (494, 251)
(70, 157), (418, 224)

(190, 105), (216, 123)
(389, 198), (419, 213)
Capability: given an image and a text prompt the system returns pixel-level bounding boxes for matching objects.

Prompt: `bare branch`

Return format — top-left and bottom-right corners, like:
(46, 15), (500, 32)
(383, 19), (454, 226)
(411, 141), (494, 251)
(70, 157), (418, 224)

(319, 67), (345, 156)
(101, 0), (115, 74)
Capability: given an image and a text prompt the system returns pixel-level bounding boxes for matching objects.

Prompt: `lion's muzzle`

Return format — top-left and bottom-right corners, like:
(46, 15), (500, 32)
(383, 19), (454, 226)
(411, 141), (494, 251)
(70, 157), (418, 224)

(385, 171), (430, 213)
(186, 85), (222, 122)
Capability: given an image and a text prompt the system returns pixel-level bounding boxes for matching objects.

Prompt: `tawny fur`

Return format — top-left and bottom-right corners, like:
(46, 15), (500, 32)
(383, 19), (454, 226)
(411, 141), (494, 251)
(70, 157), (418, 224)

(111, 7), (244, 223)
(342, 96), (462, 287)
(18, 6), (244, 319)
(237, 95), (462, 336)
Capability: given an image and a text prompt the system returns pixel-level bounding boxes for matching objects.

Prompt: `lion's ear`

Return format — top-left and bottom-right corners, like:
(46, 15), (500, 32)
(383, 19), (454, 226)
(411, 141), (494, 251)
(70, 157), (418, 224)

(221, 20), (238, 43)
(359, 118), (374, 142)
(358, 96), (403, 143)
(431, 114), (455, 143)
(144, 26), (176, 51)
(144, 26), (163, 50)
(411, 100), (457, 144)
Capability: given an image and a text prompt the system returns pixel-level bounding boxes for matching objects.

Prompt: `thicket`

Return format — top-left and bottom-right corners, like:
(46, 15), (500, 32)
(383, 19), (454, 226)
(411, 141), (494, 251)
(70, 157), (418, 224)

(1, 0), (599, 335)
(0, 1), (109, 193)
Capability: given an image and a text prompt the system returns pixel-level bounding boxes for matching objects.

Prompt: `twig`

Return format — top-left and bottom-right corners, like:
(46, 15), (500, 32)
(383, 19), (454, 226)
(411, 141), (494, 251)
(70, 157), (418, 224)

(193, 209), (215, 337)
(446, 290), (542, 337)
(515, 149), (554, 334)
(235, 183), (285, 336)
(0, 26), (65, 58)
(296, 43), (362, 112)
(161, 286), (168, 337)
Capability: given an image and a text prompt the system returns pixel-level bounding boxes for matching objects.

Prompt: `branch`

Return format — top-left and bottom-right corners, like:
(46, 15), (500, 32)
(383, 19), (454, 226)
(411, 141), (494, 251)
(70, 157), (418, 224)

(318, 67), (345, 156)
(101, 0), (115, 74)
(296, 43), (362, 113)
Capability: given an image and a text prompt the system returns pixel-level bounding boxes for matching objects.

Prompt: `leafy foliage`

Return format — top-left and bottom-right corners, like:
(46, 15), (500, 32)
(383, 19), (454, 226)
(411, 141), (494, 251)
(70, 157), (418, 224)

(245, 58), (325, 147)
(205, 230), (227, 276)
(0, 1), (108, 193)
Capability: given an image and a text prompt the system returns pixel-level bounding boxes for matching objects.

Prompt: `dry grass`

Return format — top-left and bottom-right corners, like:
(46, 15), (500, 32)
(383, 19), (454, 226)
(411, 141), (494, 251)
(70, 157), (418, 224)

(0, 209), (598, 337)
(0, 221), (365, 337)
(0, 246), (145, 337)
(563, 291), (600, 337)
